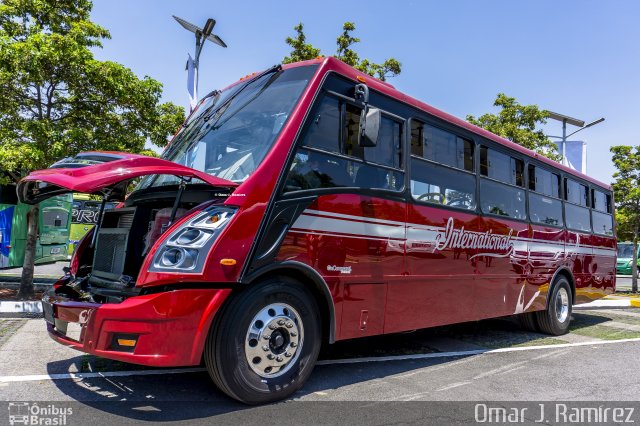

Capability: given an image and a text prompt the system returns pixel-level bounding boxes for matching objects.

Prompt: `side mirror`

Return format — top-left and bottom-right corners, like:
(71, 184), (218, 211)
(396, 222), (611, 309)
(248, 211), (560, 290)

(354, 83), (380, 147)
(358, 107), (381, 147)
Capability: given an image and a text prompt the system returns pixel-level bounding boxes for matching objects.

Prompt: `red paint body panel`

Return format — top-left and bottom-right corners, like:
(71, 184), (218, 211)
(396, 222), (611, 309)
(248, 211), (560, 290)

(45, 289), (231, 366)
(17, 153), (237, 202)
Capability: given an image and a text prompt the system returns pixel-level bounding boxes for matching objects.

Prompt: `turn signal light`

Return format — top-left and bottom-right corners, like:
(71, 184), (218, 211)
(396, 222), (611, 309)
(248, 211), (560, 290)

(220, 258), (237, 266)
(111, 334), (138, 352)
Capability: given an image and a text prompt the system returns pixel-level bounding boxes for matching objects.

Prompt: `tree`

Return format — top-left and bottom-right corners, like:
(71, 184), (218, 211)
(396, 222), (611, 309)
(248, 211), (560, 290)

(0, 0), (185, 299)
(283, 22), (401, 82)
(466, 93), (561, 161)
(611, 145), (640, 292)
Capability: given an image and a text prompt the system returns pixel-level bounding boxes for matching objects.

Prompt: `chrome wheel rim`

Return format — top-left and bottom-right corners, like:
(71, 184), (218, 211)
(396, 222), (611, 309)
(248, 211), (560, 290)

(245, 303), (304, 378)
(555, 287), (570, 323)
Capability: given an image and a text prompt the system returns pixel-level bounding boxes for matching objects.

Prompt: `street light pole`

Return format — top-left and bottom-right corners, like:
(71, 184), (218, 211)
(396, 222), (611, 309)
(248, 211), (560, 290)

(561, 119), (567, 166)
(173, 16), (227, 110)
(547, 111), (604, 171)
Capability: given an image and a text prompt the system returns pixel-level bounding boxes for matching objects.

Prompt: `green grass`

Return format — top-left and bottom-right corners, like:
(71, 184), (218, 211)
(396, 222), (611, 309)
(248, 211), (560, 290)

(569, 325), (640, 340)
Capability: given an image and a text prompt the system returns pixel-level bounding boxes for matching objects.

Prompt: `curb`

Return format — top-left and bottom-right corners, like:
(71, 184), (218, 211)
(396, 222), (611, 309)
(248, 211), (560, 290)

(573, 299), (639, 310)
(0, 280), (56, 292)
(0, 276), (58, 283)
(0, 301), (42, 314)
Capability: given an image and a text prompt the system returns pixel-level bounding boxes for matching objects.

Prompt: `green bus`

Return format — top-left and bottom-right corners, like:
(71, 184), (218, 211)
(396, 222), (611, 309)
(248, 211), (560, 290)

(0, 184), (72, 268)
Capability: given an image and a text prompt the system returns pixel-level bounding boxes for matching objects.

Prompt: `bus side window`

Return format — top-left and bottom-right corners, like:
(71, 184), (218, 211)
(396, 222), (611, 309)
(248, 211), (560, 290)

(285, 93), (404, 193)
(410, 158), (476, 210)
(301, 95), (341, 153)
(481, 146), (523, 187)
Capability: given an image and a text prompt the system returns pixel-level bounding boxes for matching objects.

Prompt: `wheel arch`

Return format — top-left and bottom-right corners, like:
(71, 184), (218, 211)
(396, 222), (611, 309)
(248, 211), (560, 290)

(242, 260), (337, 344)
(547, 267), (576, 307)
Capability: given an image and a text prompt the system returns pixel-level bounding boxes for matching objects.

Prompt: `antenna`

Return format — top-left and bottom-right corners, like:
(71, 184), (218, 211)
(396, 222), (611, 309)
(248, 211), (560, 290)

(173, 15), (227, 110)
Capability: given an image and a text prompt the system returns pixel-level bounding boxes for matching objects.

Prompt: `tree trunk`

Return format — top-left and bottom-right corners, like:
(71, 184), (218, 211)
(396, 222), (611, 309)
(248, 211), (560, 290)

(17, 204), (39, 300)
(633, 232), (639, 293)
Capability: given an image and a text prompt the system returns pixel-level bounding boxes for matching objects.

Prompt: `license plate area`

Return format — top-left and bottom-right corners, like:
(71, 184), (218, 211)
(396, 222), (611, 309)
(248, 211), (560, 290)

(50, 247), (61, 254)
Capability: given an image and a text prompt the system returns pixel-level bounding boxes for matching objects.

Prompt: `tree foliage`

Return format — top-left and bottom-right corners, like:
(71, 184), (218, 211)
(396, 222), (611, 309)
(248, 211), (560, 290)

(466, 93), (560, 161)
(611, 145), (640, 291)
(0, 0), (185, 184)
(283, 23), (321, 65)
(283, 22), (401, 82)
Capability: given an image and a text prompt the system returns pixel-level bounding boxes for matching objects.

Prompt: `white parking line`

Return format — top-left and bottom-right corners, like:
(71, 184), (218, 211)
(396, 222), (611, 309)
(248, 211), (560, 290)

(2, 337), (640, 383)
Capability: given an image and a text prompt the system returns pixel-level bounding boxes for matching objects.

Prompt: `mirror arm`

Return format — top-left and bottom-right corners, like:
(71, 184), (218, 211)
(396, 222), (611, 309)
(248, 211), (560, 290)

(355, 84), (370, 138)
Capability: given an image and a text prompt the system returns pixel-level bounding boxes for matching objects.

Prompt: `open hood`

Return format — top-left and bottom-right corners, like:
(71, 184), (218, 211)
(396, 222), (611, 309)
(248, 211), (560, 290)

(18, 152), (238, 204)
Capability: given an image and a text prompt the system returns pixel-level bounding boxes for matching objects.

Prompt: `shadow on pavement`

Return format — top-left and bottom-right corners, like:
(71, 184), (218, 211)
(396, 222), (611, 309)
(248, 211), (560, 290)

(44, 311), (616, 420)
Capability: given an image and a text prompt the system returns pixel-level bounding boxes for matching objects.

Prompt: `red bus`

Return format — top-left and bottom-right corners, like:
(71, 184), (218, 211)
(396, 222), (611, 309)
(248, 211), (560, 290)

(19, 57), (616, 404)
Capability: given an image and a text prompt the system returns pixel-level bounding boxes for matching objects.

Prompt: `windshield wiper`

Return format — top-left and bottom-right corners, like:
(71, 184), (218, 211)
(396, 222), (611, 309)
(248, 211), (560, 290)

(161, 64), (282, 165)
(203, 64), (282, 126)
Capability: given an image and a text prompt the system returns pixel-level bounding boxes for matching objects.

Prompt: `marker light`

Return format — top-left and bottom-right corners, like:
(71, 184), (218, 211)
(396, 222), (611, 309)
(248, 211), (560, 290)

(220, 258), (237, 266)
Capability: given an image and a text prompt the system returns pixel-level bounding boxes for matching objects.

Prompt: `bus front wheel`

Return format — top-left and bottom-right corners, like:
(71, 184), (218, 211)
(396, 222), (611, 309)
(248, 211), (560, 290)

(535, 277), (572, 336)
(204, 277), (321, 404)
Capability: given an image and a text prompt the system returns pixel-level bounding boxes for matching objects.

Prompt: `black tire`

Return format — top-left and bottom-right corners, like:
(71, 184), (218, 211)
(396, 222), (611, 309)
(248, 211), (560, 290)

(204, 276), (321, 404)
(535, 276), (572, 335)
(518, 312), (539, 332)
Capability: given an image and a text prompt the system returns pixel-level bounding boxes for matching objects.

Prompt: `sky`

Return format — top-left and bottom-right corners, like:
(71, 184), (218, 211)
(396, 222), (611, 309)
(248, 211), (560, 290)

(90, 0), (640, 185)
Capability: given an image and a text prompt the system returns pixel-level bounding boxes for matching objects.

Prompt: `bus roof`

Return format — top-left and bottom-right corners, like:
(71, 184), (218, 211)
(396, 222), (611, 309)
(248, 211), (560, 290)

(284, 57), (610, 191)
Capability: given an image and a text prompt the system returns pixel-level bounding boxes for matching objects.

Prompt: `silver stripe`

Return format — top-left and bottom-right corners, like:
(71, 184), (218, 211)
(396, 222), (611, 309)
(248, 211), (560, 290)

(295, 209), (617, 259)
(293, 214), (405, 240)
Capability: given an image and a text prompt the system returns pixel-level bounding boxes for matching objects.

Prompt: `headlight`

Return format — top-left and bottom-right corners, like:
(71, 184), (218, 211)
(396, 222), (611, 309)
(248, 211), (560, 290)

(150, 206), (236, 273)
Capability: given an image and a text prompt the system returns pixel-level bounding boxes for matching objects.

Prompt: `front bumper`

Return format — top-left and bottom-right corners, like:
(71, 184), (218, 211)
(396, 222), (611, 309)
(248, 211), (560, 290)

(43, 288), (231, 367)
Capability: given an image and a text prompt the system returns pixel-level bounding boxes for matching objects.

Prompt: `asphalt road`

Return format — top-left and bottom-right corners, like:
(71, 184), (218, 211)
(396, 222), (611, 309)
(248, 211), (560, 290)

(2, 311), (640, 425)
(617, 275), (636, 291)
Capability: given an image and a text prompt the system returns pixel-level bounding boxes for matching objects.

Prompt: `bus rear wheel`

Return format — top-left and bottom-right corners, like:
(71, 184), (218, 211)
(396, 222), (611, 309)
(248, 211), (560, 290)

(535, 277), (572, 336)
(204, 277), (321, 404)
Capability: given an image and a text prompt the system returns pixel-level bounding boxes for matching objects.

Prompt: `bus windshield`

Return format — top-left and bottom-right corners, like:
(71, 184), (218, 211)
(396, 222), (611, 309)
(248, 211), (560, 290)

(618, 243), (636, 258)
(138, 65), (317, 189)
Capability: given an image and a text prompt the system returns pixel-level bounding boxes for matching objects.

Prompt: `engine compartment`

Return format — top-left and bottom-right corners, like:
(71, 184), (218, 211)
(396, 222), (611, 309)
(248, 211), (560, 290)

(55, 184), (228, 304)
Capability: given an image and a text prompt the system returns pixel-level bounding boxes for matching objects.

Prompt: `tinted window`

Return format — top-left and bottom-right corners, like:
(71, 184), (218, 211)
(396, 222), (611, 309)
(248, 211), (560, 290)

(418, 125), (474, 171)
(411, 120), (423, 157)
(529, 193), (563, 226)
(343, 104), (402, 168)
(302, 95), (341, 152)
(480, 147), (523, 186)
(285, 149), (402, 192)
(592, 211), (613, 236)
(410, 158), (476, 210)
(565, 203), (591, 232)
(592, 189), (611, 213)
(529, 165), (560, 197)
(480, 179), (526, 219)
(565, 179), (588, 206)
